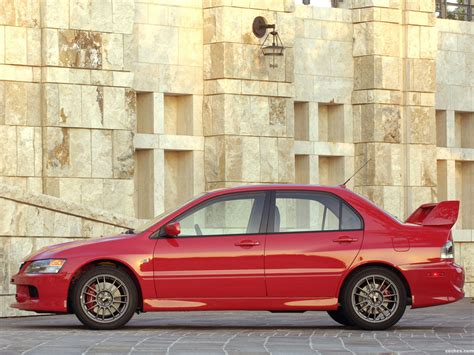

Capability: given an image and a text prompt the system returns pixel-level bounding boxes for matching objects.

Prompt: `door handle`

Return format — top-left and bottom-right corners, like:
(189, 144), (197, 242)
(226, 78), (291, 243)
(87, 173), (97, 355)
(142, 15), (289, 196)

(333, 236), (358, 243)
(235, 240), (261, 247)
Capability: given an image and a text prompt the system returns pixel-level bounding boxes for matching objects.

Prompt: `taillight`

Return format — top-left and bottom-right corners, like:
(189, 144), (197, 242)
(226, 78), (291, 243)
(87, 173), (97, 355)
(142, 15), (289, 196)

(441, 240), (454, 260)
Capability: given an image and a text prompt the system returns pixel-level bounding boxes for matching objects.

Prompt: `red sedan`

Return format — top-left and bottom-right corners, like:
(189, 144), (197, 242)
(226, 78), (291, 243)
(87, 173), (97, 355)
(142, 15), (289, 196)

(11, 185), (465, 330)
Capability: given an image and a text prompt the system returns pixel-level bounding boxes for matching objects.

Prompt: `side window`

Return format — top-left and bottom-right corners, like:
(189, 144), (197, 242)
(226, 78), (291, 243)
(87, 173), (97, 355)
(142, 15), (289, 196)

(341, 202), (363, 230)
(274, 191), (362, 233)
(175, 193), (266, 237)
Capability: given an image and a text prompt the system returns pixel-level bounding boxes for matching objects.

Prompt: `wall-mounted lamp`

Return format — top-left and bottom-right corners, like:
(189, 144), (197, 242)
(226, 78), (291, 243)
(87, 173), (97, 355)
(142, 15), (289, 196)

(252, 16), (284, 68)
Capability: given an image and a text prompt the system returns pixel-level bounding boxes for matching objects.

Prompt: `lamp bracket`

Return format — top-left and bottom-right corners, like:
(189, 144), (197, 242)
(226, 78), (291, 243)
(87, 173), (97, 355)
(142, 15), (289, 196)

(252, 16), (274, 38)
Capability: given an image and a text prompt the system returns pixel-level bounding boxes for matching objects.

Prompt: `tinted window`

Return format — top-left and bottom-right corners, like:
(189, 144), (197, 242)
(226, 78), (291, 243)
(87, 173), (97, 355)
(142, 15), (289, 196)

(175, 193), (266, 236)
(274, 191), (362, 233)
(341, 202), (363, 230)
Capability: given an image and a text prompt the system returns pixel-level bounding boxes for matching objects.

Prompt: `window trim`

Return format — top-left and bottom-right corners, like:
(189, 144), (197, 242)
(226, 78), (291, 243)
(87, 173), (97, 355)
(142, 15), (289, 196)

(156, 191), (272, 239)
(266, 190), (364, 235)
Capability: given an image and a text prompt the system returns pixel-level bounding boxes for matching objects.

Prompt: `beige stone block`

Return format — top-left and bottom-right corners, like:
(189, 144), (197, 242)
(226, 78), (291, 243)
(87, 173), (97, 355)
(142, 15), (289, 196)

(168, 6), (202, 28)
(58, 29), (102, 69)
(27, 27), (41, 65)
(103, 179), (134, 216)
(41, 0), (69, 28)
(5, 26), (27, 64)
(91, 130), (113, 178)
(113, 130), (134, 179)
(407, 144), (437, 187)
(147, 4), (167, 25)
(16, 127), (35, 177)
(70, 0), (91, 30)
(260, 137), (278, 182)
(419, 26), (437, 59)
(355, 143), (402, 186)
(33, 127), (42, 176)
(43, 127), (70, 177)
(90, 70), (113, 86)
(0, 27), (4, 64)
(0, 125), (17, 176)
(27, 83), (41, 126)
(112, 0), (134, 34)
(102, 33), (124, 70)
(58, 84), (82, 127)
(57, 178), (81, 203)
(408, 106), (436, 144)
(137, 24), (178, 65)
(204, 7), (241, 44)
(113, 71), (133, 87)
(69, 129), (92, 177)
(404, 10), (435, 27)
(43, 83), (59, 126)
(179, 27), (203, 67)
(0, 63), (33, 81)
(159, 64), (203, 95)
(407, 186), (436, 214)
(0, 199), (17, 235)
(0, 0), (40, 27)
(204, 136), (225, 183)
(90, 0), (113, 32)
(321, 21), (352, 42)
(81, 85), (104, 128)
(278, 138), (294, 183)
(354, 55), (400, 90)
(79, 179), (104, 209)
(461, 243), (474, 282)
(358, 104), (401, 143)
(81, 219), (105, 238)
(103, 87), (135, 130)
(5, 81), (27, 125)
(353, 22), (399, 57)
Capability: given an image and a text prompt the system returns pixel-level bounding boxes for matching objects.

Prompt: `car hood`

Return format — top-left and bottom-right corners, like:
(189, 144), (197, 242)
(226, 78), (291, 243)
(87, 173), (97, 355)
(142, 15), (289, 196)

(23, 234), (136, 261)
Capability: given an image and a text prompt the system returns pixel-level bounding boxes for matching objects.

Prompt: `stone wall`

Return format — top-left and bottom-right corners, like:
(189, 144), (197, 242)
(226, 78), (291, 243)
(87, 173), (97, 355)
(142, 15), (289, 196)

(0, 0), (473, 317)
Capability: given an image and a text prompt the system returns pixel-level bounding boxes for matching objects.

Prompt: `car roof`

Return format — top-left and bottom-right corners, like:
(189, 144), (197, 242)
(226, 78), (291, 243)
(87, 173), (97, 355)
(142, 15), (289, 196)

(207, 184), (350, 194)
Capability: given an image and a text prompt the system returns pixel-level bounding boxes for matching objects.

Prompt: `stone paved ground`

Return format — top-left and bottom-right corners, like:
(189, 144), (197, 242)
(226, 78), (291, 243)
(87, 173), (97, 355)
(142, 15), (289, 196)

(0, 299), (472, 355)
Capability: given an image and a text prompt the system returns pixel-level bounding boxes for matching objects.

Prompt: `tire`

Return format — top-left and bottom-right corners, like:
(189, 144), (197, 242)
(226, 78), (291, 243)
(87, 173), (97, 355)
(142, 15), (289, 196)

(327, 309), (354, 326)
(72, 266), (138, 330)
(340, 267), (407, 330)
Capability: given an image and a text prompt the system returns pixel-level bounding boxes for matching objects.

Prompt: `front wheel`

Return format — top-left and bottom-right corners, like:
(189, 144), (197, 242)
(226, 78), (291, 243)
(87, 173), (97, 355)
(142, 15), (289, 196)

(340, 267), (407, 330)
(72, 266), (138, 330)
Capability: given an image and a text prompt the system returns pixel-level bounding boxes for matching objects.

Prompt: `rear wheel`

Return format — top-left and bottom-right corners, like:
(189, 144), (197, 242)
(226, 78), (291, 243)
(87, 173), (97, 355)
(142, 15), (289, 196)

(340, 267), (407, 330)
(72, 266), (138, 330)
(327, 309), (353, 326)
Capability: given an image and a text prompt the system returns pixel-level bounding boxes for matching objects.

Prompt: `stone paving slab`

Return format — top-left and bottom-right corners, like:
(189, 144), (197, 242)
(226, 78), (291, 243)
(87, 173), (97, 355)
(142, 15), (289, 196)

(0, 299), (472, 354)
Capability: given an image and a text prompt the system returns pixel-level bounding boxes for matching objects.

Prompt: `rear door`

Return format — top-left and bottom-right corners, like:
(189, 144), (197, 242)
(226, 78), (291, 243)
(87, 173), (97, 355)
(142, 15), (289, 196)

(264, 190), (364, 298)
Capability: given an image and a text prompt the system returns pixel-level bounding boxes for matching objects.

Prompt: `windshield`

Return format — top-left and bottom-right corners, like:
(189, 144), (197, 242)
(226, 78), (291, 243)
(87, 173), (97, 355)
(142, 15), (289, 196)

(134, 193), (207, 233)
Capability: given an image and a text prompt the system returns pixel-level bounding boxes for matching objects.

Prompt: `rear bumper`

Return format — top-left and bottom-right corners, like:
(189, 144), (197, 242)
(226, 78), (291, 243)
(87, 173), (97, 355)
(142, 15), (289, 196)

(400, 261), (465, 308)
(10, 272), (71, 313)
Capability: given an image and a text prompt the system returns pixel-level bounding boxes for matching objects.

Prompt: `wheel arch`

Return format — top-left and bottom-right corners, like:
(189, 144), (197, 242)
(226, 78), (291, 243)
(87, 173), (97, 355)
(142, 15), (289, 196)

(67, 259), (144, 313)
(338, 262), (412, 306)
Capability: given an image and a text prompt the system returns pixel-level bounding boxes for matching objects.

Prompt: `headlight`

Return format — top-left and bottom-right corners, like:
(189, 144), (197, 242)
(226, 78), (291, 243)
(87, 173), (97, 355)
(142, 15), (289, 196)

(24, 259), (66, 274)
(441, 240), (454, 260)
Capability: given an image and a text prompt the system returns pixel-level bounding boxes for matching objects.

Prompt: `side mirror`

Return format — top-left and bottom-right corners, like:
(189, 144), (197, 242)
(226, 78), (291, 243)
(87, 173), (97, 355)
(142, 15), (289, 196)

(164, 222), (181, 237)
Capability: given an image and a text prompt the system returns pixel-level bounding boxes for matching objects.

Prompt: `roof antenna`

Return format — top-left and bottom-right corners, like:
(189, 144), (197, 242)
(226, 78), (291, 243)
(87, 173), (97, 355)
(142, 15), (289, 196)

(341, 159), (371, 187)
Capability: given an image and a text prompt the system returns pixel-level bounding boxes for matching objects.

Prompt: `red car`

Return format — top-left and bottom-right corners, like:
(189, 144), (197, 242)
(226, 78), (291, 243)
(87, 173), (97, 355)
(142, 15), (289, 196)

(11, 185), (464, 330)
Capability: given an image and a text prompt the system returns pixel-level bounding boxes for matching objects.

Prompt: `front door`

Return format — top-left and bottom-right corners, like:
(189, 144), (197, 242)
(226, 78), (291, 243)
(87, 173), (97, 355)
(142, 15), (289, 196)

(153, 192), (269, 298)
(265, 191), (364, 299)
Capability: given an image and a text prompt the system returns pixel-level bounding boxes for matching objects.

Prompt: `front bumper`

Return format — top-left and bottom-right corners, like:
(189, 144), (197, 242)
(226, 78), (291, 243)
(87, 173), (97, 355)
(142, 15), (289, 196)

(10, 271), (72, 313)
(400, 261), (465, 308)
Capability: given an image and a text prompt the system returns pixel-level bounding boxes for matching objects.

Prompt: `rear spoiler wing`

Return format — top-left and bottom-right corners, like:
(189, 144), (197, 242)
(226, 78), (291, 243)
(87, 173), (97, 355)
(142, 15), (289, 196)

(405, 201), (460, 228)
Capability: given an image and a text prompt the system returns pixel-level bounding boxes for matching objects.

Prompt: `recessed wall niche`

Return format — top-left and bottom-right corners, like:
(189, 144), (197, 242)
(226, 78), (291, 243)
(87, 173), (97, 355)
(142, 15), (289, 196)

(318, 103), (344, 142)
(294, 102), (309, 141)
(164, 94), (193, 135)
(319, 156), (344, 185)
